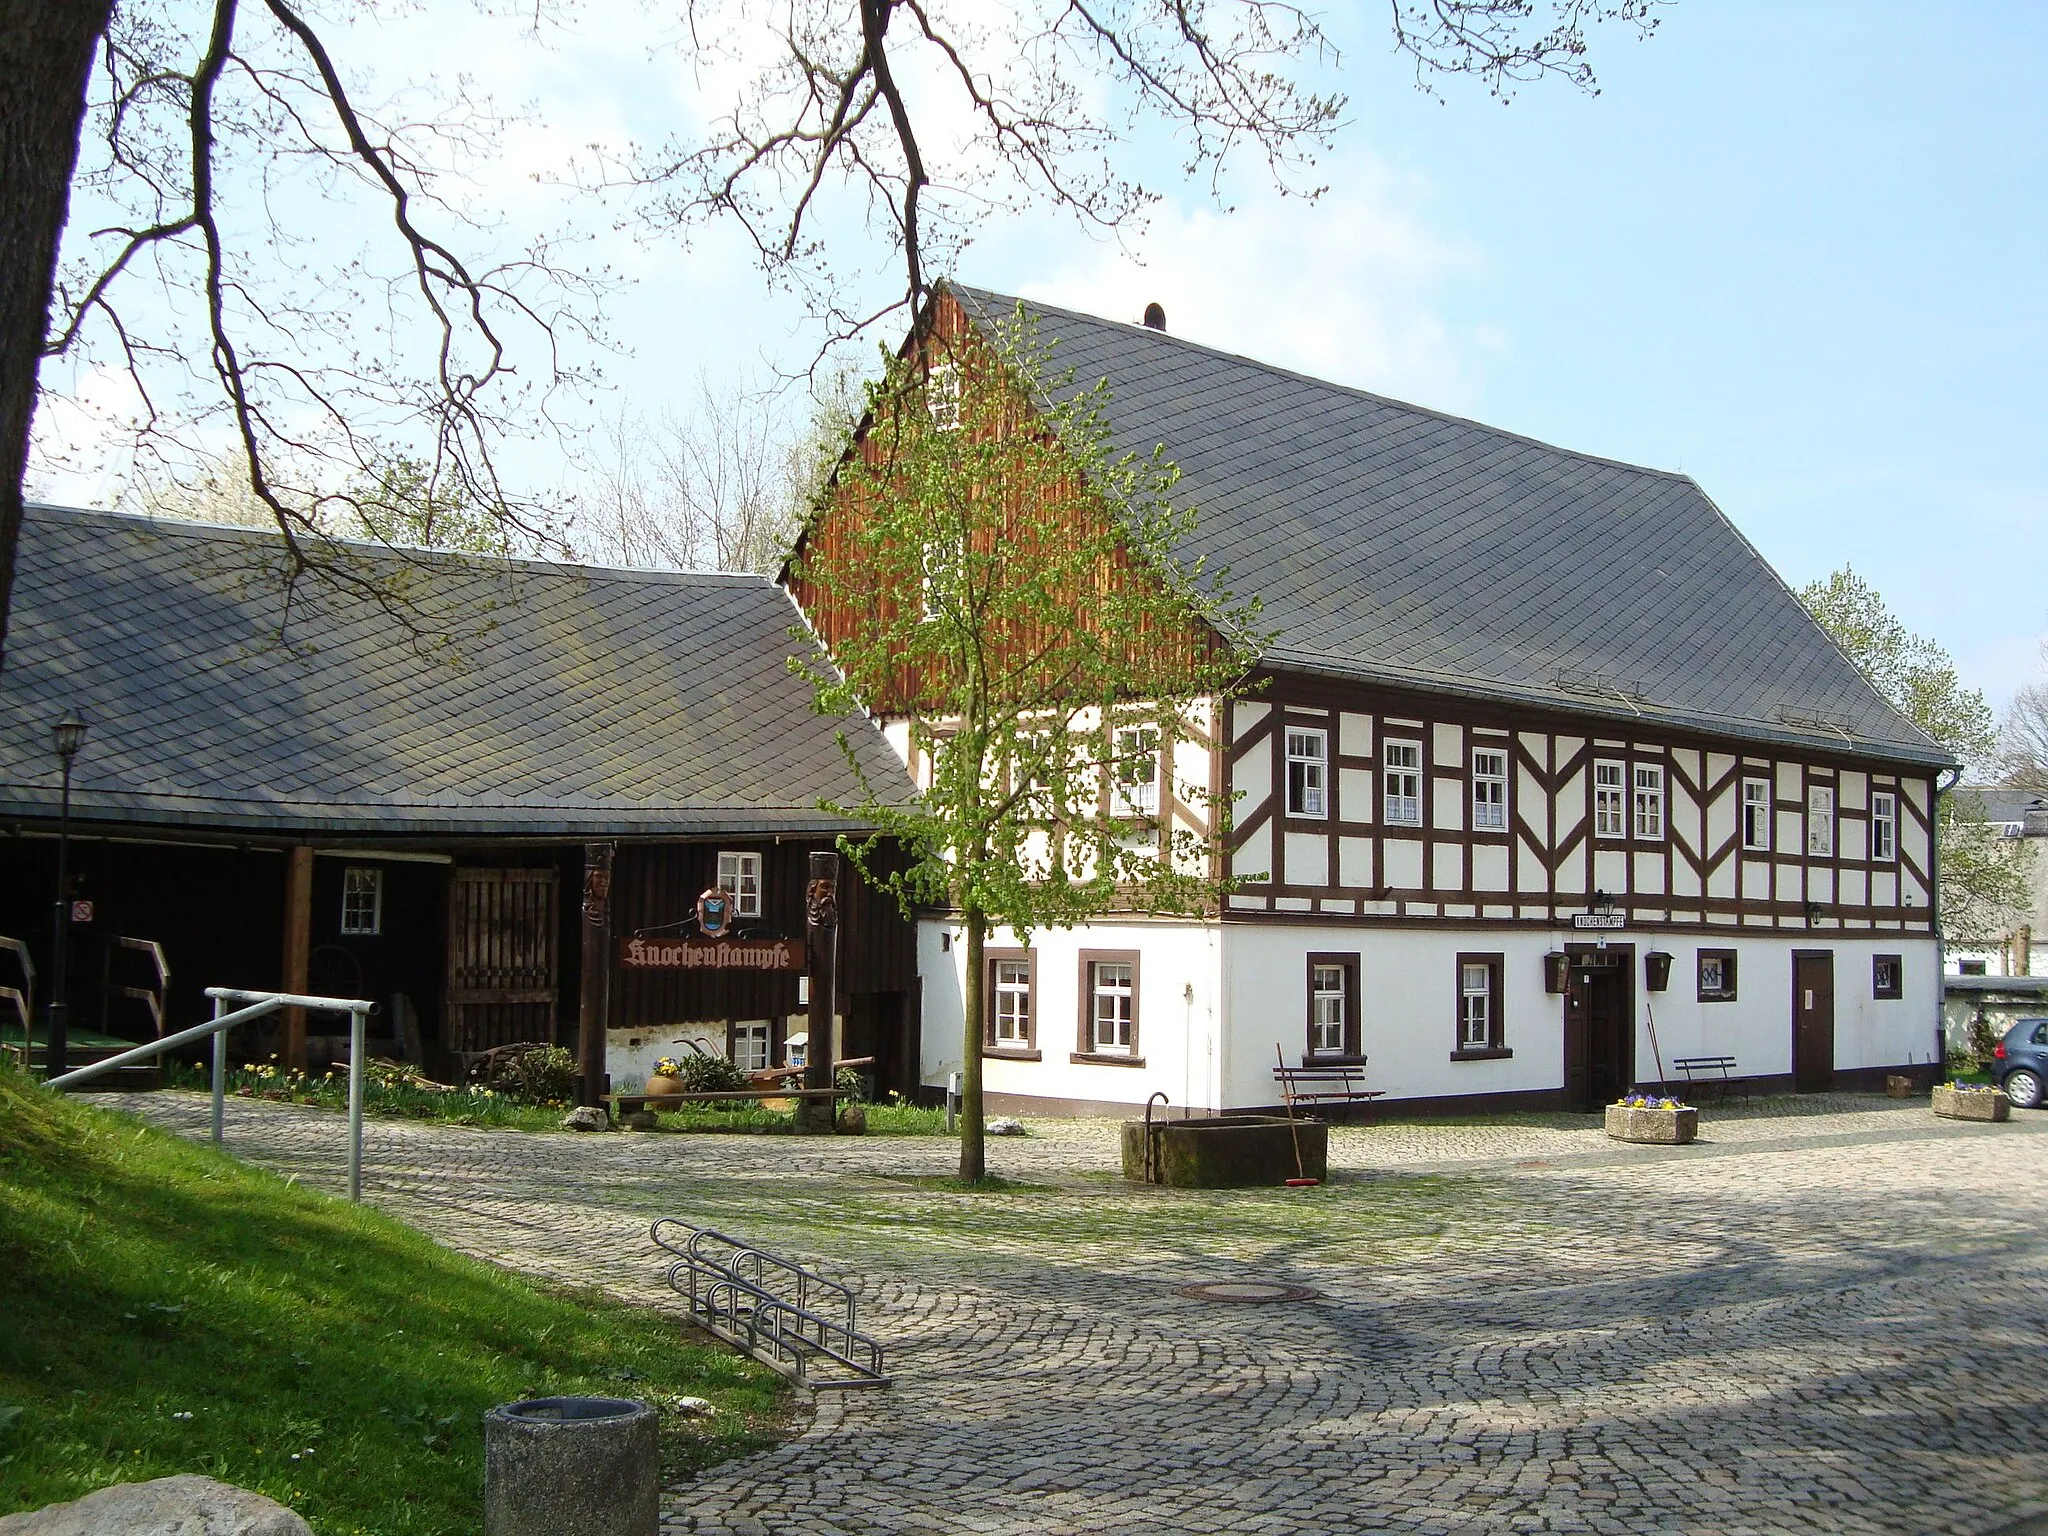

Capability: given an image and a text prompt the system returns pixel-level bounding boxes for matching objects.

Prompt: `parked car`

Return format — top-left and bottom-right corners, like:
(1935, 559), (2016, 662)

(1993, 1018), (2048, 1109)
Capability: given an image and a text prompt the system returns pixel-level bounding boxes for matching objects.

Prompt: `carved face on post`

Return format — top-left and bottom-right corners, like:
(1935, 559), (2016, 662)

(581, 843), (615, 923)
(806, 877), (838, 930)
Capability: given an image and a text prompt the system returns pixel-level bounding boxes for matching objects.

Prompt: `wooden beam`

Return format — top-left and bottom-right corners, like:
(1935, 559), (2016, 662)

(798, 850), (840, 1134)
(281, 845), (313, 1069)
(576, 841), (615, 1107)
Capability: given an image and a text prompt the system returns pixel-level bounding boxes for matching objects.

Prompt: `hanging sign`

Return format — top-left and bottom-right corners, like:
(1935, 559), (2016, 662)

(695, 887), (735, 938)
(1572, 912), (1626, 930)
(618, 936), (805, 972)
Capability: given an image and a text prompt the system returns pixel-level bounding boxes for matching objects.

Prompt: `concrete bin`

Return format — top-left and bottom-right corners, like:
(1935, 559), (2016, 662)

(1122, 1115), (1327, 1186)
(484, 1397), (659, 1536)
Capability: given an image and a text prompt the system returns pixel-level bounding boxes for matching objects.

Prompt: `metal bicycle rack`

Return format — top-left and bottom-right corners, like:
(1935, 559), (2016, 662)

(651, 1218), (891, 1389)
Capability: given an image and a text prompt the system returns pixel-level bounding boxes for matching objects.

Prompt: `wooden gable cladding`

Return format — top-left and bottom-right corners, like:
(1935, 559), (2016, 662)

(783, 288), (1215, 717)
(1223, 671), (1937, 935)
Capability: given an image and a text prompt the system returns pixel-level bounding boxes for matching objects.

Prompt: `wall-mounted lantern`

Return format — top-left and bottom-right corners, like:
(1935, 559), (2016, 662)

(1543, 952), (1569, 994)
(1644, 951), (1673, 992)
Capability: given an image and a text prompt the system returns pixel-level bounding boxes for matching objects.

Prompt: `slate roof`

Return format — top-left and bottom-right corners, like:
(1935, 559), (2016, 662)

(1954, 788), (2048, 832)
(0, 505), (912, 837)
(952, 285), (1950, 768)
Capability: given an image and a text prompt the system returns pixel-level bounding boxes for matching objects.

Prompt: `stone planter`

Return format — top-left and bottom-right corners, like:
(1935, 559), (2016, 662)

(1604, 1104), (1698, 1145)
(1122, 1115), (1327, 1186)
(1932, 1085), (2009, 1122)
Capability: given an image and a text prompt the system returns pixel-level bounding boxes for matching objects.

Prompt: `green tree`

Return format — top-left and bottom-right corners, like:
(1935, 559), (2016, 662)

(1799, 566), (2032, 946)
(793, 308), (1262, 1181)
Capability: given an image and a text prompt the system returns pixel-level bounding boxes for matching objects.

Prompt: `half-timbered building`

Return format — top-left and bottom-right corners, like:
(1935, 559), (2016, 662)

(790, 285), (1953, 1115)
(0, 506), (919, 1096)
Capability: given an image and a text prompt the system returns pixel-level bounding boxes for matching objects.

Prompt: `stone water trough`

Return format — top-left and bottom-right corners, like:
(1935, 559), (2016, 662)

(1122, 1115), (1327, 1187)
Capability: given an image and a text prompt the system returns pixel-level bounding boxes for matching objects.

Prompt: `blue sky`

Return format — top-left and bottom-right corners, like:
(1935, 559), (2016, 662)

(34, 1), (2047, 716)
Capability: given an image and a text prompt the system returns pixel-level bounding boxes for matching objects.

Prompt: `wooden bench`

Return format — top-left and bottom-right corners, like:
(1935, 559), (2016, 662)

(1671, 1055), (1741, 1100)
(604, 1087), (850, 1117)
(1273, 1062), (1385, 1120)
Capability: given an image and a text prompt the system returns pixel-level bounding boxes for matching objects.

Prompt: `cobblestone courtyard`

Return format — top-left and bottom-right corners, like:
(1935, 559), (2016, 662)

(114, 1091), (2048, 1536)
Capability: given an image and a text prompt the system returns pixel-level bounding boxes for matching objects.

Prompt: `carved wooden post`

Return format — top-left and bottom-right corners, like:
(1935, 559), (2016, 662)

(800, 849), (839, 1134)
(281, 844), (313, 1069)
(577, 842), (616, 1108)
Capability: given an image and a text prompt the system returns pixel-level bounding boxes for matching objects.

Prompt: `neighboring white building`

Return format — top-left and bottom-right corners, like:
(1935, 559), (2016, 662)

(1945, 789), (2048, 978)
(793, 285), (1954, 1115)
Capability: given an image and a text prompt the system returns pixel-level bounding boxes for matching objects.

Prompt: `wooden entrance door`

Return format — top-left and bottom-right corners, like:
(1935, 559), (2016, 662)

(1563, 945), (1634, 1112)
(445, 868), (560, 1054)
(1793, 951), (1835, 1093)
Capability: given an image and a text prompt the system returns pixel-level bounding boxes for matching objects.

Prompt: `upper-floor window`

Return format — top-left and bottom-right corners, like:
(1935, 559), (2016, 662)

(1472, 748), (1508, 831)
(1871, 791), (1897, 862)
(926, 360), (962, 431)
(1014, 731), (1056, 819)
(918, 538), (949, 622)
(1384, 740), (1422, 826)
(1742, 777), (1772, 852)
(1286, 728), (1328, 819)
(1807, 785), (1835, 858)
(340, 867), (383, 936)
(1112, 725), (1160, 818)
(1632, 763), (1664, 840)
(1593, 760), (1626, 838)
(716, 851), (763, 918)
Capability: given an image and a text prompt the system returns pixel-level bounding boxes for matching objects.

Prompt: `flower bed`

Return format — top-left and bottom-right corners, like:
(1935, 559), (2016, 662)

(1932, 1082), (2010, 1122)
(1604, 1093), (1698, 1145)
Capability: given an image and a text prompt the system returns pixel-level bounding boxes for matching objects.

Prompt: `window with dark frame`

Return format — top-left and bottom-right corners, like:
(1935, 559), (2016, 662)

(1593, 760), (1626, 838)
(1076, 953), (1140, 1058)
(1697, 948), (1738, 1002)
(1742, 777), (1772, 852)
(1873, 954), (1902, 1000)
(340, 867), (383, 936)
(1454, 953), (1505, 1054)
(1286, 727), (1328, 818)
(1871, 792), (1898, 862)
(1384, 739), (1422, 825)
(1306, 952), (1361, 1059)
(1472, 747), (1508, 831)
(985, 950), (1035, 1053)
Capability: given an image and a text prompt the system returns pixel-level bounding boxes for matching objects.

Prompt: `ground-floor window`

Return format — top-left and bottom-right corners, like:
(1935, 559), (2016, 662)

(1079, 953), (1139, 1058)
(986, 950), (1036, 1052)
(728, 1020), (772, 1073)
(1873, 954), (1902, 999)
(340, 866), (383, 935)
(1697, 948), (1738, 1002)
(1306, 952), (1360, 1059)
(1455, 953), (1504, 1053)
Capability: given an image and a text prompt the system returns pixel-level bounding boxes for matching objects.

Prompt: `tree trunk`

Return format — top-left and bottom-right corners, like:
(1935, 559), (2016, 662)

(958, 903), (986, 1182)
(0, 0), (116, 671)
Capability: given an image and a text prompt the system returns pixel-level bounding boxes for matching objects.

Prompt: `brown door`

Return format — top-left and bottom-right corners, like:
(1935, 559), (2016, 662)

(1793, 951), (1835, 1092)
(445, 868), (560, 1055)
(1564, 945), (1634, 1111)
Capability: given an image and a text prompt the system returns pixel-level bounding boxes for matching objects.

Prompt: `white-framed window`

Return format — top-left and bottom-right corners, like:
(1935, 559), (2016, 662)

(1593, 760), (1626, 838)
(926, 359), (962, 431)
(1472, 748), (1508, 831)
(1871, 791), (1897, 862)
(1633, 763), (1664, 840)
(992, 959), (1032, 1048)
(1014, 730), (1056, 819)
(1807, 784), (1835, 858)
(1286, 727), (1328, 818)
(1089, 959), (1136, 1054)
(730, 1021), (771, 1073)
(1112, 724), (1160, 817)
(1311, 964), (1347, 1054)
(1458, 958), (1499, 1051)
(716, 851), (763, 918)
(918, 538), (953, 622)
(1742, 777), (1772, 852)
(340, 867), (383, 936)
(1384, 740), (1422, 826)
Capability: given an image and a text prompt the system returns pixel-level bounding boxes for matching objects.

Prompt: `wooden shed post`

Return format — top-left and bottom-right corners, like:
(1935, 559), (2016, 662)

(281, 845), (313, 1068)
(799, 850), (840, 1133)
(576, 841), (616, 1108)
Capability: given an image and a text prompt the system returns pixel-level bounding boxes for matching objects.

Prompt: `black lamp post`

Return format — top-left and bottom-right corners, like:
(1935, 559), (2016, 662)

(45, 712), (87, 1082)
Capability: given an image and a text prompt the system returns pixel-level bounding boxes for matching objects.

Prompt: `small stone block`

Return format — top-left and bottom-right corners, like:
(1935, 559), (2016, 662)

(1603, 1104), (1698, 1144)
(1931, 1085), (2010, 1121)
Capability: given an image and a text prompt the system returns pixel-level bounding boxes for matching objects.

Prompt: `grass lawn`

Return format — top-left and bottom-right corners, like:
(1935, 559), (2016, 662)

(0, 1061), (788, 1534)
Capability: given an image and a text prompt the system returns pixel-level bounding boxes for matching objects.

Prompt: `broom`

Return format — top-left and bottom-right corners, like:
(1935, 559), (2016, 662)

(1275, 1043), (1321, 1186)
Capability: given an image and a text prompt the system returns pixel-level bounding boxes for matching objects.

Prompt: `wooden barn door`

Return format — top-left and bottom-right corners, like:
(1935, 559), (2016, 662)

(445, 868), (560, 1054)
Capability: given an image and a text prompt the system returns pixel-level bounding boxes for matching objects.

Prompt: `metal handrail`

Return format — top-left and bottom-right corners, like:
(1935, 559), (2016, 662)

(650, 1218), (888, 1387)
(46, 987), (377, 1201)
